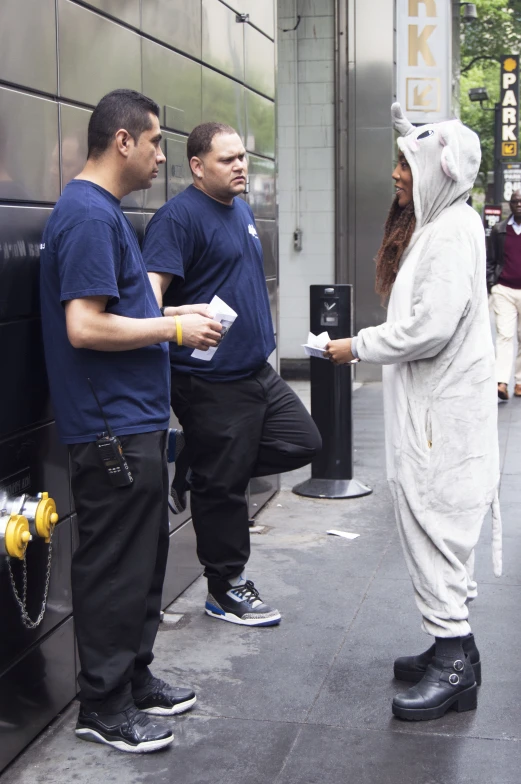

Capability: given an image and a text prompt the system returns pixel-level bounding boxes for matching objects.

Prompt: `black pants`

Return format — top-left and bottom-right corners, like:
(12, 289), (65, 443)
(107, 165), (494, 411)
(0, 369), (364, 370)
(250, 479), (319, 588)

(69, 430), (169, 713)
(171, 363), (321, 593)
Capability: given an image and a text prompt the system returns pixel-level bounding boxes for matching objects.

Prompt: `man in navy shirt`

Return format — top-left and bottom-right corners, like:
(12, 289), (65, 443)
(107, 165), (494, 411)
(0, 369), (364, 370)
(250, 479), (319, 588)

(40, 90), (222, 753)
(143, 123), (321, 627)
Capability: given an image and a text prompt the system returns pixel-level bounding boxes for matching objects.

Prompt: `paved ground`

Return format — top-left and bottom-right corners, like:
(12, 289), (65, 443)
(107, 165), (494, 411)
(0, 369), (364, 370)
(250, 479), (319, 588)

(3, 382), (521, 784)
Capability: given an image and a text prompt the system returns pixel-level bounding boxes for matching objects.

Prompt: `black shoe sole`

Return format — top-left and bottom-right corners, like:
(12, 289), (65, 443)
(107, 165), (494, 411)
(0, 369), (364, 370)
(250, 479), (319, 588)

(392, 684), (477, 721)
(394, 659), (482, 686)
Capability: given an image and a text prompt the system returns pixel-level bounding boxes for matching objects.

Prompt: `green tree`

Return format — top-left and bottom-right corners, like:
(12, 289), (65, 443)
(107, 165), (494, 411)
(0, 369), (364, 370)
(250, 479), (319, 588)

(460, 0), (521, 190)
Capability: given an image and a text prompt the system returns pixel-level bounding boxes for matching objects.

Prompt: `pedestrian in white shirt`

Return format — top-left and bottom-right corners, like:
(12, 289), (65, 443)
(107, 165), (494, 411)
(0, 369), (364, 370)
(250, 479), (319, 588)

(487, 190), (521, 400)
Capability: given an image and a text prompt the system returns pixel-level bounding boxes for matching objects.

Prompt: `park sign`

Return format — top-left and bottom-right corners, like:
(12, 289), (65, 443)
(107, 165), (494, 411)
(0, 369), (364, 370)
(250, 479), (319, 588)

(502, 162), (521, 202)
(396, 0), (452, 123)
(500, 55), (519, 158)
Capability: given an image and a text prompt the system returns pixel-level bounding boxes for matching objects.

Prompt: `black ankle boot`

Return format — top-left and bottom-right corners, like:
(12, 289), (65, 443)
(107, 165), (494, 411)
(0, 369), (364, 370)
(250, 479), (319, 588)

(393, 633), (481, 685)
(392, 654), (477, 721)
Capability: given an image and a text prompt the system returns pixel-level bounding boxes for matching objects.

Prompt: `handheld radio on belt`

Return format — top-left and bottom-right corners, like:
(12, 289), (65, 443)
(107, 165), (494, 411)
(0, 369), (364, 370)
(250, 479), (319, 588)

(87, 378), (133, 487)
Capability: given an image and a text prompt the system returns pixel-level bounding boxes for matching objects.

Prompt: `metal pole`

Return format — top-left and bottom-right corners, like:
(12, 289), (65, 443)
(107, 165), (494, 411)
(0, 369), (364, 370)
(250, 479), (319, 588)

(334, 0), (349, 284)
(293, 285), (372, 499)
(493, 102), (502, 205)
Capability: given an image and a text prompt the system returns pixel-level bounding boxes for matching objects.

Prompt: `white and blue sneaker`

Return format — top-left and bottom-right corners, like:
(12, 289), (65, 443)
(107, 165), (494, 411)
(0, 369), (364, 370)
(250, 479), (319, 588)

(205, 579), (281, 627)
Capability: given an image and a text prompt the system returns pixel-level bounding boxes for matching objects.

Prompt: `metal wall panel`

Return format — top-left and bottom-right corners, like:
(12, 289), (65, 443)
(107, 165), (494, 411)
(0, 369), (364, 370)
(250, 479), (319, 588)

(245, 89), (275, 158)
(144, 133), (191, 210)
(0, 617), (77, 774)
(354, 0), (394, 129)
(202, 0), (244, 82)
(59, 104), (91, 191)
(161, 521), (203, 608)
(0, 320), (52, 437)
(58, 0), (142, 107)
(202, 67), (246, 139)
(244, 25), (275, 98)
(166, 137), (192, 200)
(142, 39), (202, 134)
(247, 156), (276, 219)
(241, 1), (275, 39)
(124, 211), (145, 242)
(0, 207), (51, 321)
(79, 0), (140, 27)
(60, 103), (144, 209)
(0, 88), (59, 203)
(0, 517), (73, 672)
(266, 277), (277, 337)
(256, 220), (277, 279)
(353, 126), (394, 336)
(350, 0), (394, 381)
(141, 0), (202, 60)
(0, 0), (57, 95)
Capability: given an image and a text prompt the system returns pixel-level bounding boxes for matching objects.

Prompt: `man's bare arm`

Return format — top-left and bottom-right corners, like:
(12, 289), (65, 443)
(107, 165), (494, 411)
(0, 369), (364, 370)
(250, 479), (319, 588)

(65, 296), (222, 352)
(147, 271), (212, 318)
(146, 271), (222, 348)
(148, 271), (172, 307)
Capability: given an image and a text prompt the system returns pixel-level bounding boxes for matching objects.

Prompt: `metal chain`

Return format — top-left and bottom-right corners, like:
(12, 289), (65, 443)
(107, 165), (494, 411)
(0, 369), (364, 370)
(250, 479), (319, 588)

(7, 526), (54, 630)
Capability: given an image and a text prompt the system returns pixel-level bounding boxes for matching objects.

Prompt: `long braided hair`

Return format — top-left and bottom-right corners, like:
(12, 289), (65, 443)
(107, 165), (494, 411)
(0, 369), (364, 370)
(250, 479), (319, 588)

(375, 198), (416, 300)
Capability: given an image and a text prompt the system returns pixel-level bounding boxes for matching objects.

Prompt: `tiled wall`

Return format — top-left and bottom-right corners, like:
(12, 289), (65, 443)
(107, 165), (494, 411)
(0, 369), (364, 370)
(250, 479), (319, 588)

(277, 0), (335, 358)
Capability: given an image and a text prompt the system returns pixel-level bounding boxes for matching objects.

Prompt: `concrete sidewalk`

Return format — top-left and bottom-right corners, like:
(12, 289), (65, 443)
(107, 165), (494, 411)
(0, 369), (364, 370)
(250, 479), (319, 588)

(3, 383), (521, 784)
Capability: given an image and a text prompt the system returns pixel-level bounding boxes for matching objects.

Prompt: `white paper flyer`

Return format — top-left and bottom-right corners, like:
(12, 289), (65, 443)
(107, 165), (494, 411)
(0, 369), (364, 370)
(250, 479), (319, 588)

(302, 331), (330, 360)
(191, 295), (238, 362)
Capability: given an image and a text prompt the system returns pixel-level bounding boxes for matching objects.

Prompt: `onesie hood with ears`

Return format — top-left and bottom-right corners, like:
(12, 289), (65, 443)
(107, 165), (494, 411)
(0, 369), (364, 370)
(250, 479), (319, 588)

(391, 102), (481, 229)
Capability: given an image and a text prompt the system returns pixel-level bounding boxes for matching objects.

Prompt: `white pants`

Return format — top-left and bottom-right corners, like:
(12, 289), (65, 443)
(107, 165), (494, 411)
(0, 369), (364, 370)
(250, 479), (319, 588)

(491, 283), (521, 385)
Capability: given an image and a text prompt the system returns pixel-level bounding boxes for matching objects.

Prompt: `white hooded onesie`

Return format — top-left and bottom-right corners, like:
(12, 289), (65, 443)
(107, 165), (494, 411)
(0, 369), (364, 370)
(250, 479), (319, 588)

(356, 104), (501, 638)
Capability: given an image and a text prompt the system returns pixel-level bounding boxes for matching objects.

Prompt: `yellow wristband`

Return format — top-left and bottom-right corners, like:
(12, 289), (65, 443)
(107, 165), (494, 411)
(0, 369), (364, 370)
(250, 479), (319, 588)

(174, 315), (183, 346)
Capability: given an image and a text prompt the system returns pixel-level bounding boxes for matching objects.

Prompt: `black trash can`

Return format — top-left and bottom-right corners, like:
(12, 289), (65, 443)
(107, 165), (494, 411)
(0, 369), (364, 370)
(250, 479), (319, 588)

(292, 284), (372, 499)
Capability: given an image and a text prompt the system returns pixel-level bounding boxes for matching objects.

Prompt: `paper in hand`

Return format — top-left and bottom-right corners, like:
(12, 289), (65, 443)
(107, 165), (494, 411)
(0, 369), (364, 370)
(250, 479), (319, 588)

(191, 295), (238, 362)
(302, 331), (330, 360)
(302, 331), (359, 363)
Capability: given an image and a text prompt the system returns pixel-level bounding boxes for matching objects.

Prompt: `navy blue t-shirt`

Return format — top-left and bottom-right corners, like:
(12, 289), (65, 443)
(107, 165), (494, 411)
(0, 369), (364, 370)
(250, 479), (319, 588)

(142, 185), (276, 381)
(40, 180), (170, 444)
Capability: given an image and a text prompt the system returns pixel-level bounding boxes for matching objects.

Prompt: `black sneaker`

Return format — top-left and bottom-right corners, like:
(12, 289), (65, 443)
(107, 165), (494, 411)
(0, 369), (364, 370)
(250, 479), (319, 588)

(168, 433), (191, 514)
(205, 580), (281, 627)
(167, 428), (185, 463)
(134, 676), (196, 716)
(75, 705), (173, 753)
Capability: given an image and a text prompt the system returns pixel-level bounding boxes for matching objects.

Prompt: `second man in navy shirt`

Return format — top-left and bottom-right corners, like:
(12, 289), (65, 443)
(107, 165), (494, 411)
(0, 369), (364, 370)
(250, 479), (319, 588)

(143, 122), (321, 627)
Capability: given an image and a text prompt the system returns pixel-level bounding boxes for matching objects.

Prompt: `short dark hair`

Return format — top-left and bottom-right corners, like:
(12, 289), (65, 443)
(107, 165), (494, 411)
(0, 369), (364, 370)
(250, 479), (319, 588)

(87, 89), (160, 159)
(186, 122), (237, 162)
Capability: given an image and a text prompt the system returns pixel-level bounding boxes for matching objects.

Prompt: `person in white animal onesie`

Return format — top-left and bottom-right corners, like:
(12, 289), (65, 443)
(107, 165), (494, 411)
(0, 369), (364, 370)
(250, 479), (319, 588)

(325, 104), (501, 722)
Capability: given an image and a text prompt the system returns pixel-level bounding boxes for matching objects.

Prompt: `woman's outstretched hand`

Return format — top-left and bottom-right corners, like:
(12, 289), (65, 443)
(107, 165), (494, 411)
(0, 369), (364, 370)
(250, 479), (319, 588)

(324, 338), (354, 364)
